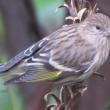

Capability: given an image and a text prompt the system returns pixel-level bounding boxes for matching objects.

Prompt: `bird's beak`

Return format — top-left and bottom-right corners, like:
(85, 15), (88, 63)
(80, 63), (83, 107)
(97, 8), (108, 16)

(106, 28), (110, 34)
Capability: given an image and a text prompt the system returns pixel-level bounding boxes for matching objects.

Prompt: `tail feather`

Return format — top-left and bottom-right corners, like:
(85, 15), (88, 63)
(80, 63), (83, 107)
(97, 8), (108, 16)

(4, 76), (23, 85)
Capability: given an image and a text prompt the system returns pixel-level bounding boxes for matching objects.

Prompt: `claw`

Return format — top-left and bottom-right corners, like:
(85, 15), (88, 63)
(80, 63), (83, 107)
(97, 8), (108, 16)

(93, 72), (105, 80)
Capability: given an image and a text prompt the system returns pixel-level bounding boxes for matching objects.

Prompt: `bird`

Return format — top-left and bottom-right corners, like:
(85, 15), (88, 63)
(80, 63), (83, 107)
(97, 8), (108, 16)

(0, 13), (110, 85)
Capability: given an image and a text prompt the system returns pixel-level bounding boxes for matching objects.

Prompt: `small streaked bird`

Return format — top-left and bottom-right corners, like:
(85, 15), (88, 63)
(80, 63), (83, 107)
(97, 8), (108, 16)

(0, 13), (110, 85)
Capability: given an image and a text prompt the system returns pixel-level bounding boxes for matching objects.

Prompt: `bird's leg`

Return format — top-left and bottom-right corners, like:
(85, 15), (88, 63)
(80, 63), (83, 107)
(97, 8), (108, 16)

(65, 83), (87, 110)
(93, 72), (105, 80)
(44, 83), (87, 110)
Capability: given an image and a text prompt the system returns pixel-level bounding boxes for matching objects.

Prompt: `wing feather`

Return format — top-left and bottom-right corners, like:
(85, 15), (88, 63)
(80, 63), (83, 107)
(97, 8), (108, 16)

(0, 38), (49, 73)
(3, 24), (97, 84)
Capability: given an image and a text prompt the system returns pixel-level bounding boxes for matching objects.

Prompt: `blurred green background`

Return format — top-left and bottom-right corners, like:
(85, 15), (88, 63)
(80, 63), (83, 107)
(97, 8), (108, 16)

(0, 0), (65, 110)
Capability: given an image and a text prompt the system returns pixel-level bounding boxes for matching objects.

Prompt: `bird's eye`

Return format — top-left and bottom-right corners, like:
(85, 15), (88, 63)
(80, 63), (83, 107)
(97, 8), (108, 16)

(96, 26), (101, 30)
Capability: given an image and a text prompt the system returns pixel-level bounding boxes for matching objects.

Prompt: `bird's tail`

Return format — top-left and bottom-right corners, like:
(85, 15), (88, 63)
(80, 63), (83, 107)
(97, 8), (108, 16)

(0, 64), (8, 73)
(0, 64), (21, 84)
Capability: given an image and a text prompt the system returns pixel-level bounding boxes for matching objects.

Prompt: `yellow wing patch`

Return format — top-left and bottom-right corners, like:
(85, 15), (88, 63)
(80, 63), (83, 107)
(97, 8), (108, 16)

(36, 71), (62, 81)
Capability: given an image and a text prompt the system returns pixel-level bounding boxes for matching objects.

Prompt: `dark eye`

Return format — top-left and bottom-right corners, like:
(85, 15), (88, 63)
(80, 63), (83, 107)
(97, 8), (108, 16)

(96, 26), (101, 30)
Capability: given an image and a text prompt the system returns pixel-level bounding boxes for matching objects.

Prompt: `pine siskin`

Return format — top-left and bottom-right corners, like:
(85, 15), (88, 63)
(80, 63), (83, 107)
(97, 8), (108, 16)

(0, 13), (110, 85)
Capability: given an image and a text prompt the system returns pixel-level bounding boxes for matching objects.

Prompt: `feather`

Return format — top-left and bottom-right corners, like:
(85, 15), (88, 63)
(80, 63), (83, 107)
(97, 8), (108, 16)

(0, 38), (49, 73)
(4, 65), (62, 84)
(1, 23), (98, 85)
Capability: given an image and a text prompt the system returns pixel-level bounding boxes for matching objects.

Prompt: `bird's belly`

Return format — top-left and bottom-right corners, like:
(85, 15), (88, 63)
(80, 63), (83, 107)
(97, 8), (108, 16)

(54, 66), (98, 86)
(54, 75), (82, 86)
(54, 71), (90, 86)
(54, 54), (107, 86)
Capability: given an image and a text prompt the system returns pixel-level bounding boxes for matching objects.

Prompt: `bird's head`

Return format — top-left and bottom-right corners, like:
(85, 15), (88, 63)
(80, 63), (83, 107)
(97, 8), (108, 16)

(78, 13), (110, 48)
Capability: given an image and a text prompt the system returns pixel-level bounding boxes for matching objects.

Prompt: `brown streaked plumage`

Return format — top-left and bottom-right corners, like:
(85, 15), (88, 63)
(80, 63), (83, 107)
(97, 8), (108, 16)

(0, 13), (110, 85)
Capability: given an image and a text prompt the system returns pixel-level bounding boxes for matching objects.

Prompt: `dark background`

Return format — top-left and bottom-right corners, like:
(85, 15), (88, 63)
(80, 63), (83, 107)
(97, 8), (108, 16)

(0, 0), (110, 110)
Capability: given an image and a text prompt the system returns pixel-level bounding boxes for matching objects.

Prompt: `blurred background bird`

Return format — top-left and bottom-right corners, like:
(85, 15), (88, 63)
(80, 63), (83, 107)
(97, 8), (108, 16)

(0, 0), (110, 86)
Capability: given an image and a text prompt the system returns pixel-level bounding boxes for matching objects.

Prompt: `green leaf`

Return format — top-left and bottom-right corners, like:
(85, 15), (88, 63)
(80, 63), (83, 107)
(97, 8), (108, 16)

(0, 79), (25, 110)
(105, 103), (110, 110)
(7, 85), (25, 110)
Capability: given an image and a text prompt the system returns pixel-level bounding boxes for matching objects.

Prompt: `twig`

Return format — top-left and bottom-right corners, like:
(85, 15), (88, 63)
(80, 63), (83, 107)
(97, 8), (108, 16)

(44, 83), (87, 110)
